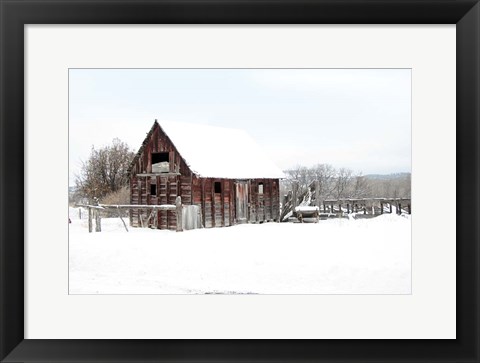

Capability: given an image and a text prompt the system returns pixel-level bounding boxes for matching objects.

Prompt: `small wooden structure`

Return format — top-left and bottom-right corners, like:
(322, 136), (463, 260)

(128, 120), (284, 230)
(295, 206), (320, 223)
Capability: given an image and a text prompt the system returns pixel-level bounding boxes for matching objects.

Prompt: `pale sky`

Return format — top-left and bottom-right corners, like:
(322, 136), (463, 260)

(69, 68), (411, 185)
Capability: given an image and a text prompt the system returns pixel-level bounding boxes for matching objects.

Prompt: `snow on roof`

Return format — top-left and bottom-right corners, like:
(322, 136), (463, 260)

(158, 120), (285, 179)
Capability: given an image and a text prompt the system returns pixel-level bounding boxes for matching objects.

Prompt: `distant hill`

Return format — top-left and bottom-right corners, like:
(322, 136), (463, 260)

(364, 172), (411, 180)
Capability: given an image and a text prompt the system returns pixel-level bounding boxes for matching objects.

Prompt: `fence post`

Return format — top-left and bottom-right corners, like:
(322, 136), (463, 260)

(88, 207), (92, 233)
(95, 210), (101, 232)
(176, 196), (183, 232)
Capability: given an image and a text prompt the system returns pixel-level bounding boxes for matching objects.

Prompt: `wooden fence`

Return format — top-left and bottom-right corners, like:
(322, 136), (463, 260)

(281, 180), (411, 221)
(76, 196), (183, 233)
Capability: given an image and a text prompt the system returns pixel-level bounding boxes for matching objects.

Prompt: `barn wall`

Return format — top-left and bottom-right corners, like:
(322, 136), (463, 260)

(191, 177), (234, 228)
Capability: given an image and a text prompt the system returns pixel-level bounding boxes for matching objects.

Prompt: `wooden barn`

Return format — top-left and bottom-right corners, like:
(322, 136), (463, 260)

(128, 120), (284, 230)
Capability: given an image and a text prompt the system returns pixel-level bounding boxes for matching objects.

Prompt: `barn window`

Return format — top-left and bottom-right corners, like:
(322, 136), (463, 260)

(150, 184), (157, 196)
(151, 152), (170, 173)
(258, 182), (264, 194)
(214, 181), (222, 194)
(152, 152), (169, 163)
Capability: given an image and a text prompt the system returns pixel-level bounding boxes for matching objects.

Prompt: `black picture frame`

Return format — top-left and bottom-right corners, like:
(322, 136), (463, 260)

(1, 1), (479, 362)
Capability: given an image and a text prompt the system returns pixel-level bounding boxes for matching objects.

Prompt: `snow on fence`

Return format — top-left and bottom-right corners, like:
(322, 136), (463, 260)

(76, 196), (184, 233)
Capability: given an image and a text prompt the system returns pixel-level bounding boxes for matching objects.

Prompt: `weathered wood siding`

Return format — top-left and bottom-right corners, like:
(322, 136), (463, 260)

(191, 177), (234, 228)
(248, 179), (280, 223)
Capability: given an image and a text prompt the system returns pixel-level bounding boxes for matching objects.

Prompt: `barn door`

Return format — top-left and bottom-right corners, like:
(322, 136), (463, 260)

(235, 181), (249, 223)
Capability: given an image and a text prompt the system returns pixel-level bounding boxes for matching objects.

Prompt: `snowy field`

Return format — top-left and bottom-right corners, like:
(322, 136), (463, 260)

(69, 208), (411, 294)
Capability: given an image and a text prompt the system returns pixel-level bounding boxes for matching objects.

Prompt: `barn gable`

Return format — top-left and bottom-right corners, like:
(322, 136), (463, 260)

(128, 121), (191, 177)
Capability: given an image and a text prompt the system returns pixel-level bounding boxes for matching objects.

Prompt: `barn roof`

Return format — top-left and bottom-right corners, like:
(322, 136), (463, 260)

(131, 120), (285, 179)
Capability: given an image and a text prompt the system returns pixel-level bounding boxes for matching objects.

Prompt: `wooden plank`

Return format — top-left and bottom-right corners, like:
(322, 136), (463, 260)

(201, 178), (206, 228)
(169, 150), (174, 173)
(221, 180), (225, 227)
(248, 180), (251, 222)
(190, 173), (193, 204)
(176, 196), (183, 232)
(147, 142), (152, 173)
(166, 178), (170, 229)
(211, 179), (215, 228)
(262, 179), (267, 222)
(75, 204), (105, 210)
(230, 180), (234, 226)
(136, 173), (181, 177)
(270, 180), (274, 220)
(146, 177), (151, 205)
(129, 177), (134, 226)
(98, 204), (176, 210)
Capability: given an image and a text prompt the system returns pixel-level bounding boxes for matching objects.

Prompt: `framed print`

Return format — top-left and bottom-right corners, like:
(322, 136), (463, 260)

(1, 0), (479, 362)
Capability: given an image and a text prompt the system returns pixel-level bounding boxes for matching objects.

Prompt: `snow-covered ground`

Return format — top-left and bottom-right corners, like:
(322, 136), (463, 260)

(69, 208), (411, 294)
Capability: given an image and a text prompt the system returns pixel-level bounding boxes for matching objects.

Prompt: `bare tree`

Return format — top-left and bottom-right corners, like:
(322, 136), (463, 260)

(283, 165), (311, 195)
(75, 138), (135, 202)
(281, 163), (410, 205)
(350, 173), (371, 198)
(333, 168), (353, 199)
(310, 163), (336, 199)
